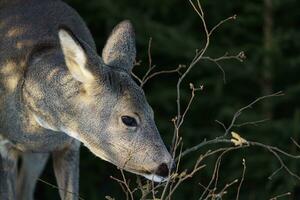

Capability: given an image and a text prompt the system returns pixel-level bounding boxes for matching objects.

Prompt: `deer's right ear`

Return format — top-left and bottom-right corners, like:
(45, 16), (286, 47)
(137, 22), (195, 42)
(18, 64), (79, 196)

(59, 29), (94, 83)
(102, 20), (136, 73)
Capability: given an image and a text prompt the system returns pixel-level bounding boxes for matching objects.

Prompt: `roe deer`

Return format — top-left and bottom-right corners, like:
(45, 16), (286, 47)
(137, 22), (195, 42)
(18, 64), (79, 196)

(0, 0), (173, 199)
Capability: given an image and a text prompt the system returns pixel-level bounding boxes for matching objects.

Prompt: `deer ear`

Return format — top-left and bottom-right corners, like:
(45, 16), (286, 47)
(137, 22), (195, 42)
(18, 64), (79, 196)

(102, 20), (136, 72)
(59, 29), (94, 83)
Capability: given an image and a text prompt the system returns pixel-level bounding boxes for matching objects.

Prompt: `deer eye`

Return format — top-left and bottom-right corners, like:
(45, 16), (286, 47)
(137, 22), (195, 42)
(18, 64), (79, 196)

(121, 116), (137, 127)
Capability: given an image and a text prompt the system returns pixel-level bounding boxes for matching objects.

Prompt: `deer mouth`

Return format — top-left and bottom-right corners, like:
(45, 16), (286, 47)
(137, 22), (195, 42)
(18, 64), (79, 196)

(127, 169), (169, 183)
(141, 173), (167, 182)
(126, 162), (173, 183)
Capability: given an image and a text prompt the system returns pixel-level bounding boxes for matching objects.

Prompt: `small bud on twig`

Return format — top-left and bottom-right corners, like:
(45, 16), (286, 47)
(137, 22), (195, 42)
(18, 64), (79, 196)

(237, 51), (246, 62)
(231, 131), (248, 146)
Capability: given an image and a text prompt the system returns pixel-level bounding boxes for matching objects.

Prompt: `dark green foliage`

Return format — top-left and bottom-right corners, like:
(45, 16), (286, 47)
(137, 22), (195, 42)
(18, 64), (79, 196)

(37, 0), (300, 199)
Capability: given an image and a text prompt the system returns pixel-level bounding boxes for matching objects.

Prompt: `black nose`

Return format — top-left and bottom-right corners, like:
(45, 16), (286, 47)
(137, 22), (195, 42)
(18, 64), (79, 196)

(155, 163), (169, 177)
(155, 163), (176, 177)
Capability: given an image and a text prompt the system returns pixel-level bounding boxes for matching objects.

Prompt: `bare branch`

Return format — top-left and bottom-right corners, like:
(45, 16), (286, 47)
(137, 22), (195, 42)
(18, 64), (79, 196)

(233, 118), (270, 127)
(131, 37), (185, 87)
(218, 179), (239, 198)
(110, 170), (134, 200)
(209, 15), (237, 36)
(38, 178), (85, 200)
(291, 137), (300, 149)
(140, 65), (184, 87)
(269, 192), (291, 200)
(202, 51), (246, 83)
(222, 91), (284, 136)
(236, 159), (246, 200)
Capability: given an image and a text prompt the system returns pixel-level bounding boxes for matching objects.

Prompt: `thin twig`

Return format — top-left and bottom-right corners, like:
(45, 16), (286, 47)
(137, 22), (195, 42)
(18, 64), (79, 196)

(202, 51), (246, 83)
(219, 179), (239, 197)
(131, 37), (184, 87)
(38, 178), (85, 200)
(269, 192), (291, 200)
(141, 65), (183, 87)
(268, 166), (283, 180)
(178, 138), (232, 160)
(199, 147), (241, 200)
(291, 137), (300, 149)
(233, 119), (270, 127)
(236, 159), (246, 200)
(209, 15), (237, 36)
(223, 91), (284, 136)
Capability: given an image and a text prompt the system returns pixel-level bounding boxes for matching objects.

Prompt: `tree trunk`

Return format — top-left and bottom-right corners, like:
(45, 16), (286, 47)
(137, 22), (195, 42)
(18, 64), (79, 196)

(262, 0), (273, 117)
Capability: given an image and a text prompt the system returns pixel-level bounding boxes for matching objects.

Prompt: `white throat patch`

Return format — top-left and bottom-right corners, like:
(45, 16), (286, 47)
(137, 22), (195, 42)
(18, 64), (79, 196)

(33, 114), (82, 142)
(0, 136), (11, 158)
(60, 127), (82, 142)
(33, 114), (58, 131)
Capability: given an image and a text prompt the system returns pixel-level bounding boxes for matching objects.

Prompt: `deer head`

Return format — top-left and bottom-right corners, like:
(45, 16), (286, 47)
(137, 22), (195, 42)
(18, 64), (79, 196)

(25, 21), (173, 182)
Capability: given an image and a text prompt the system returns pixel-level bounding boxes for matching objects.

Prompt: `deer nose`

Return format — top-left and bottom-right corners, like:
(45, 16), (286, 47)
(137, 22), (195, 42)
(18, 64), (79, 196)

(155, 163), (170, 177)
(155, 162), (176, 177)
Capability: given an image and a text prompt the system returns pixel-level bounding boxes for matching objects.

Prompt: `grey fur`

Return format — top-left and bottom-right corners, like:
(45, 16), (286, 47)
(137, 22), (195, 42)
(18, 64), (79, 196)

(102, 20), (136, 72)
(17, 153), (49, 200)
(0, 0), (173, 199)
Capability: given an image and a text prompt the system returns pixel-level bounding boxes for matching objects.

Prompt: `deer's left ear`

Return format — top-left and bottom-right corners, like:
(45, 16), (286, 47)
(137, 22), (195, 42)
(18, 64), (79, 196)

(59, 29), (94, 83)
(102, 20), (136, 72)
